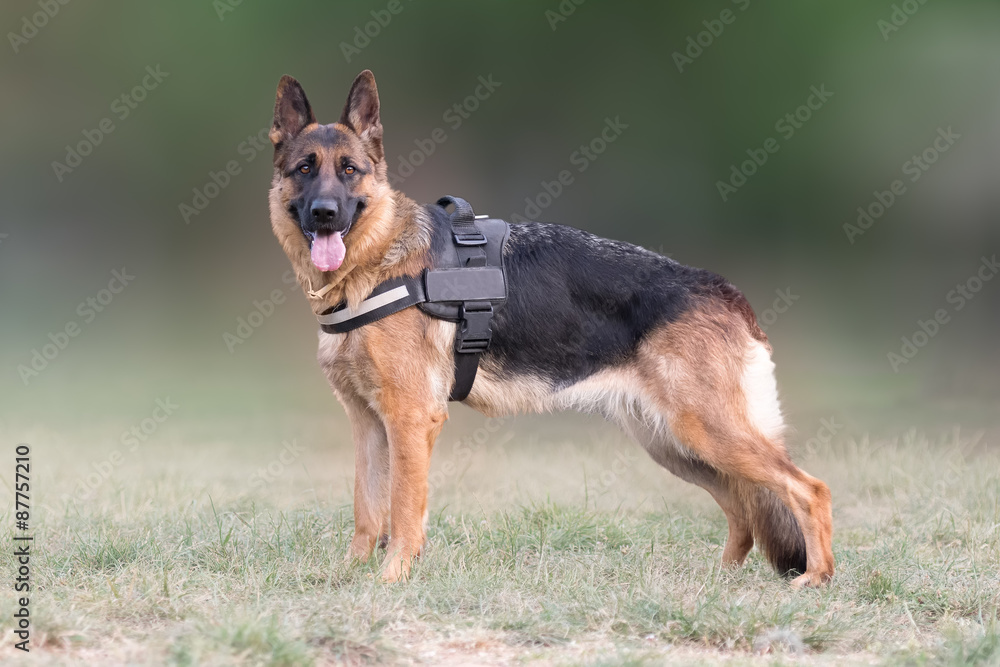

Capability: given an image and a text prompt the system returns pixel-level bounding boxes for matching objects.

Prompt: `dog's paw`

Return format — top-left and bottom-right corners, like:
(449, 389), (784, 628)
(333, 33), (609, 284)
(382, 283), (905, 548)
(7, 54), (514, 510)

(344, 534), (377, 563)
(379, 541), (419, 583)
(379, 554), (410, 583)
(790, 571), (833, 589)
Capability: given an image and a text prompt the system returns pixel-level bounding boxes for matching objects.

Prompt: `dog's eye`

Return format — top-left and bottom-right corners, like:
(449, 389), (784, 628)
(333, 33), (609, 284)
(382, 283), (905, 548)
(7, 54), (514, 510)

(344, 165), (356, 175)
(298, 164), (310, 175)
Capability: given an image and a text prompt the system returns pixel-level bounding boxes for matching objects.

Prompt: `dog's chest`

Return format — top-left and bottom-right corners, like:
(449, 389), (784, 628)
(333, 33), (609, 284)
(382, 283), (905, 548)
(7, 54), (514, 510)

(315, 316), (458, 406)
(316, 328), (378, 401)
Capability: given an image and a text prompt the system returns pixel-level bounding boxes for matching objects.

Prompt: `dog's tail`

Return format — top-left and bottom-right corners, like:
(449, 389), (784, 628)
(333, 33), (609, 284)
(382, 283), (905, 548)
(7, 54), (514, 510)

(740, 481), (808, 576)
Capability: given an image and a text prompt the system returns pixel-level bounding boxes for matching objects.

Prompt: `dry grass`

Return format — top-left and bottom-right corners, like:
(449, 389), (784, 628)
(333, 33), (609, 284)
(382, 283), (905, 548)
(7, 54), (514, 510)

(0, 412), (998, 665)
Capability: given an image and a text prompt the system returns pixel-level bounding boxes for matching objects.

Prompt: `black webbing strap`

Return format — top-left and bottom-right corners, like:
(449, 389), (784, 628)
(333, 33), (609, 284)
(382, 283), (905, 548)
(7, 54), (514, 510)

(436, 196), (492, 402)
(449, 300), (492, 401)
(317, 275), (426, 334)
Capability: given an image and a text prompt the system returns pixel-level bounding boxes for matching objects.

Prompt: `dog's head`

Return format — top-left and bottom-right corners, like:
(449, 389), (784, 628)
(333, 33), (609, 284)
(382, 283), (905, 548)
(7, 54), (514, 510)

(269, 70), (391, 273)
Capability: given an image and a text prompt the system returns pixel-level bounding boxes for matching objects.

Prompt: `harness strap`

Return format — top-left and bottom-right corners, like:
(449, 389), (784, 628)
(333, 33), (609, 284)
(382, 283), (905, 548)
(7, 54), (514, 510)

(318, 275), (425, 334)
(449, 300), (492, 401)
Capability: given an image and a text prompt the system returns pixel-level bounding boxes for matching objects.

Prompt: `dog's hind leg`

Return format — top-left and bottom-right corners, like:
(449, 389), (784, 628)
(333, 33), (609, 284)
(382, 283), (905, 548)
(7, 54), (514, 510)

(674, 464), (756, 568)
(636, 307), (833, 586)
(716, 484), (756, 567)
(669, 413), (833, 587)
(625, 420), (755, 568)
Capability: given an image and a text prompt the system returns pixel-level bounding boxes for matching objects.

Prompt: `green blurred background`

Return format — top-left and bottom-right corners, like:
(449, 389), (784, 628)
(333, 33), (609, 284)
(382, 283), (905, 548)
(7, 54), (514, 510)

(2, 0), (998, 448)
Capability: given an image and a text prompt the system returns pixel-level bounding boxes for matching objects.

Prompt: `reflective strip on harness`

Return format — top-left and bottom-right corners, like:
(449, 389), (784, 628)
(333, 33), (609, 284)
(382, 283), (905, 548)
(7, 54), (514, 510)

(317, 275), (427, 335)
(318, 285), (412, 327)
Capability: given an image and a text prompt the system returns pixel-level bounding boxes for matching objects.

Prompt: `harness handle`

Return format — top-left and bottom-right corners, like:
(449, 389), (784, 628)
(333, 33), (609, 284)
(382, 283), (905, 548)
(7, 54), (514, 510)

(437, 196), (486, 247)
(436, 195), (475, 223)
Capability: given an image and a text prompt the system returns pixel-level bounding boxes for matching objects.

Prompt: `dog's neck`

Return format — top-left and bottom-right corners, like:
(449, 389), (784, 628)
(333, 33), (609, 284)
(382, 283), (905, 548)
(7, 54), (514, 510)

(299, 190), (433, 314)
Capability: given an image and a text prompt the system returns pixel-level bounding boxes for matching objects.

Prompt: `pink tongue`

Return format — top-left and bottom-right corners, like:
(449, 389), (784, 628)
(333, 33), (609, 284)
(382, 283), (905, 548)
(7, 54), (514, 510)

(310, 231), (346, 271)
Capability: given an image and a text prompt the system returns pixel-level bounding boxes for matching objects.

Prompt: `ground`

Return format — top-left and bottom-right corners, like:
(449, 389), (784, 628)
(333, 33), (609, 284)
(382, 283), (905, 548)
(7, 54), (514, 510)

(1, 406), (998, 666)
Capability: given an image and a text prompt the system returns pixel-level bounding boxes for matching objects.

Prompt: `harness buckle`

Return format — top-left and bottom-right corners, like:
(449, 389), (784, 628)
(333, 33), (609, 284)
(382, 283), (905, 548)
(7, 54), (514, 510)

(455, 301), (493, 354)
(453, 230), (487, 246)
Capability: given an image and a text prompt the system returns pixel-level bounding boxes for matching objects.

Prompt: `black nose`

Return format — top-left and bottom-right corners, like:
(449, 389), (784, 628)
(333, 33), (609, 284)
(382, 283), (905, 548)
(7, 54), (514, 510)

(311, 199), (339, 224)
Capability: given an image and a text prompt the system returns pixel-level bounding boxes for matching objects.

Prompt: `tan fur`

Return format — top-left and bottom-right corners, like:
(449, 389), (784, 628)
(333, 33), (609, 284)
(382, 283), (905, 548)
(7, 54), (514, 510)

(632, 303), (833, 586)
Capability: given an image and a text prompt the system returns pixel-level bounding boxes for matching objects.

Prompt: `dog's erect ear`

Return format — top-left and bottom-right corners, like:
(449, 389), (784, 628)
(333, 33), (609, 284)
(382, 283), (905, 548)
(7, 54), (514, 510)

(339, 70), (383, 159)
(270, 75), (315, 150)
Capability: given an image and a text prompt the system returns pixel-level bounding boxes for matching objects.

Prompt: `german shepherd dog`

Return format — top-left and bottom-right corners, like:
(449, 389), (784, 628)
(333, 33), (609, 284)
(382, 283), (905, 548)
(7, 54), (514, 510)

(267, 70), (835, 586)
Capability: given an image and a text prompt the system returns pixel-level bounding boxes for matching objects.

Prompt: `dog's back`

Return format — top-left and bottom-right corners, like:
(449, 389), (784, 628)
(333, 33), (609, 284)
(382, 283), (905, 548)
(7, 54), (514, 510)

(484, 220), (763, 387)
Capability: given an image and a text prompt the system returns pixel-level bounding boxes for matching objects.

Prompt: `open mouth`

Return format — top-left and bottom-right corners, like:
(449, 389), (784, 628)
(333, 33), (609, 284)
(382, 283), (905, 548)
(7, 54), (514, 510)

(304, 228), (347, 272)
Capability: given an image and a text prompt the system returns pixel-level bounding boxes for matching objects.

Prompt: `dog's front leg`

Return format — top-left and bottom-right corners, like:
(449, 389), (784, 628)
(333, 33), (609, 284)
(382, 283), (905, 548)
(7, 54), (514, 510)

(379, 398), (447, 583)
(343, 396), (391, 562)
(355, 311), (453, 582)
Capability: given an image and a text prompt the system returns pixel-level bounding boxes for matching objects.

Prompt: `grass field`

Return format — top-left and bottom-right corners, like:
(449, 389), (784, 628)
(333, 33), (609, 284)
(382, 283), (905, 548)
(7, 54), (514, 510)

(1, 406), (999, 665)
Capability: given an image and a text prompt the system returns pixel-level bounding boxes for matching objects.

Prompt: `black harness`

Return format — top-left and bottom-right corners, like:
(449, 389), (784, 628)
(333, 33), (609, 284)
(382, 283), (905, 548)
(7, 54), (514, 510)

(316, 196), (509, 402)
